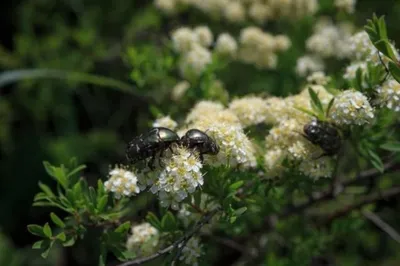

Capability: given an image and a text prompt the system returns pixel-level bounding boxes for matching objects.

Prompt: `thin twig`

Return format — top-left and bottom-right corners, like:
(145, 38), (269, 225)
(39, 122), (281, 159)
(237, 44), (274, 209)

(322, 187), (400, 225)
(362, 210), (400, 244)
(279, 162), (399, 218)
(201, 233), (246, 253)
(116, 209), (219, 266)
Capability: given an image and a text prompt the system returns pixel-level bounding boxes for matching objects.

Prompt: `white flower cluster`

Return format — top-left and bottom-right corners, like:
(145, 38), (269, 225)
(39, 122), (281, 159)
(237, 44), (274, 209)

(171, 26), (238, 80)
(329, 89), (374, 126)
(306, 20), (353, 59)
(179, 237), (202, 266)
(267, 0), (319, 20)
(306, 71), (331, 86)
(215, 33), (238, 58)
(153, 116), (178, 130)
(104, 167), (140, 199)
(206, 123), (257, 168)
(185, 100), (256, 168)
(126, 223), (159, 256)
(171, 26), (213, 80)
(376, 79), (400, 111)
(347, 30), (399, 65)
(228, 96), (269, 127)
(298, 156), (335, 181)
(296, 55), (325, 77)
(155, 0), (319, 24)
(334, 0), (357, 14)
(180, 44), (213, 80)
(150, 146), (204, 209)
(239, 26), (291, 69)
(171, 80), (191, 101)
(343, 62), (367, 80)
(263, 85), (336, 179)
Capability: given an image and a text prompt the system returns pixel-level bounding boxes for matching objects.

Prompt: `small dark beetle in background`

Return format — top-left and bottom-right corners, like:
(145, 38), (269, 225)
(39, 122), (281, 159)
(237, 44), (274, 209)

(180, 129), (219, 162)
(126, 127), (180, 169)
(303, 119), (342, 157)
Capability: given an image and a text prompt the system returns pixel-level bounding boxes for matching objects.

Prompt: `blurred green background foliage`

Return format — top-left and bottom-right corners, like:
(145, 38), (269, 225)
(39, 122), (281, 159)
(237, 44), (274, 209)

(1, 0), (400, 265)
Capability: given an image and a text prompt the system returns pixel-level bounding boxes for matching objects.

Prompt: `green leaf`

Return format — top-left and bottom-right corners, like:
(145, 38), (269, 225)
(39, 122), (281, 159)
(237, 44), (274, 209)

(229, 216), (237, 224)
(99, 244), (107, 266)
(294, 106), (317, 118)
(354, 67), (363, 91)
(43, 223), (52, 238)
(43, 161), (55, 178)
(146, 212), (162, 230)
(97, 195), (109, 212)
(0, 69), (140, 96)
(368, 150), (384, 173)
(380, 141), (400, 152)
(325, 98), (335, 117)
(56, 232), (66, 242)
(161, 211), (177, 231)
(234, 207), (247, 216)
(67, 164), (86, 178)
(388, 61), (400, 84)
(38, 182), (56, 198)
(308, 87), (324, 115)
(33, 192), (49, 202)
(50, 213), (65, 228)
(27, 224), (45, 237)
(115, 221), (131, 234)
(32, 240), (45, 249)
(97, 180), (105, 197)
(229, 181), (244, 191)
(41, 241), (54, 259)
(63, 236), (76, 247)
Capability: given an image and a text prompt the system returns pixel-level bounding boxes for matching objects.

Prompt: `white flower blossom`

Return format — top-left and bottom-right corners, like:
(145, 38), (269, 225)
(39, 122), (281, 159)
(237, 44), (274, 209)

(185, 100), (225, 124)
(154, 0), (178, 14)
(224, 1), (246, 23)
(179, 237), (202, 266)
(126, 223), (159, 256)
(343, 62), (367, 80)
(376, 79), (400, 111)
(200, 123), (257, 168)
(228, 96), (268, 127)
(153, 116), (178, 130)
(180, 44), (212, 79)
(215, 33), (238, 58)
(151, 147), (204, 209)
(172, 80), (191, 100)
(264, 148), (288, 178)
(171, 27), (198, 53)
(104, 167), (140, 199)
(329, 90), (374, 126)
(306, 71), (331, 86)
(296, 55), (324, 77)
(194, 26), (213, 47)
(298, 156), (335, 180)
(335, 0), (357, 14)
(248, 2), (271, 24)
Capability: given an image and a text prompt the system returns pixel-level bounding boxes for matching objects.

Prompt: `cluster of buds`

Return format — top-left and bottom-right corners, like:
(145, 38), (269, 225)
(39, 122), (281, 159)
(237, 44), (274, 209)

(155, 0), (319, 24)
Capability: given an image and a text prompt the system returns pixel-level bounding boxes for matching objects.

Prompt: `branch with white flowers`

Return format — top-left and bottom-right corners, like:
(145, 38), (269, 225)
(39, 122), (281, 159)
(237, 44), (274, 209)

(116, 209), (220, 266)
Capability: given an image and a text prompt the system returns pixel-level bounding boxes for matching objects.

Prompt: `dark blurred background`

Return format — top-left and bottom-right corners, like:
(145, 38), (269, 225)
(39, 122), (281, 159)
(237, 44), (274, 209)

(1, 0), (400, 265)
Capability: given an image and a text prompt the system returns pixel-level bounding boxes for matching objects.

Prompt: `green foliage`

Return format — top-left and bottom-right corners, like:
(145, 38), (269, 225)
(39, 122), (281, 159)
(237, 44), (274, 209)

(1, 1), (400, 266)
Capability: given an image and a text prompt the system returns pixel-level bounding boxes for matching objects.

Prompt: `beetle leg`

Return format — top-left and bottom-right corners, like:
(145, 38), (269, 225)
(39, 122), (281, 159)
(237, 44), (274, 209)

(148, 154), (156, 170)
(199, 153), (204, 164)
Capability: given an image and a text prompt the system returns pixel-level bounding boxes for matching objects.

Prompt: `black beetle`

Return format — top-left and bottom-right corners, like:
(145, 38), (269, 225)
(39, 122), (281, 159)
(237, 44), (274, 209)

(303, 119), (342, 157)
(180, 129), (219, 162)
(126, 127), (180, 169)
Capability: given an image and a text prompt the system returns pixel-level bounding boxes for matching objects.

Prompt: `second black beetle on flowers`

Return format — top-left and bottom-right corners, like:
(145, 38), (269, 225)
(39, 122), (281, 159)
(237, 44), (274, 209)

(180, 129), (220, 162)
(302, 119), (342, 157)
(126, 127), (219, 169)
